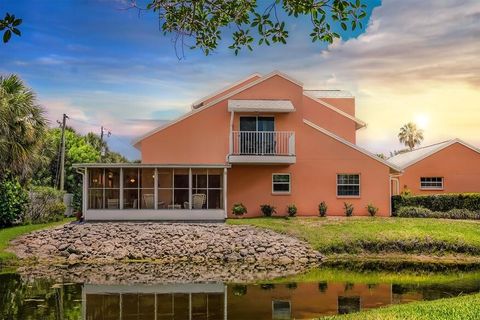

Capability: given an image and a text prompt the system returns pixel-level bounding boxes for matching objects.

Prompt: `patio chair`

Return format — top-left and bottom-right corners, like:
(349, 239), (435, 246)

(143, 194), (154, 209)
(192, 193), (206, 209)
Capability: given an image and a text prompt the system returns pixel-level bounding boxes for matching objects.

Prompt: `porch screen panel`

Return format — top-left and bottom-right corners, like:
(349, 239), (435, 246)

(88, 168), (120, 209)
(104, 168), (120, 209)
(174, 169), (189, 209)
(88, 168), (104, 209)
(157, 169), (173, 209)
(140, 168), (155, 209)
(123, 168), (139, 209)
(192, 169), (223, 209)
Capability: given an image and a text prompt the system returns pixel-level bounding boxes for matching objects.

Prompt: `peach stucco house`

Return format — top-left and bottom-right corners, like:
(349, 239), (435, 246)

(388, 139), (480, 195)
(73, 71), (479, 221)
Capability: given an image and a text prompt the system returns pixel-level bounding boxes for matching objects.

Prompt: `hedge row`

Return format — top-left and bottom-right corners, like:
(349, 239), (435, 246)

(392, 193), (480, 214)
(397, 206), (480, 220)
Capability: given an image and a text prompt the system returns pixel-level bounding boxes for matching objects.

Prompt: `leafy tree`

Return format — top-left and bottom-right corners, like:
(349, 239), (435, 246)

(0, 74), (48, 182)
(0, 13), (22, 43)
(33, 128), (129, 211)
(398, 122), (424, 150)
(138, 0), (368, 56)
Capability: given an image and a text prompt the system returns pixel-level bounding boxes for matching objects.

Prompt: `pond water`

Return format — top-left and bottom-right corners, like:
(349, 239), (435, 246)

(1, 267), (479, 320)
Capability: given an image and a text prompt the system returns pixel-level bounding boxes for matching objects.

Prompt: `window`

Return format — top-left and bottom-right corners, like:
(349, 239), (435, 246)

(338, 296), (360, 314)
(272, 300), (291, 320)
(420, 177), (443, 189)
(272, 174), (290, 194)
(337, 174), (360, 197)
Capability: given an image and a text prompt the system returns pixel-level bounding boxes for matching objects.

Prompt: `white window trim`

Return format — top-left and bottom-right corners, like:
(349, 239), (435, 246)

(336, 173), (361, 198)
(272, 173), (291, 194)
(420, 177), (444, 190)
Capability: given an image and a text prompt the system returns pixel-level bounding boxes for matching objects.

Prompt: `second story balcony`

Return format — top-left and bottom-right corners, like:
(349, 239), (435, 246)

(229, 131), (296, 164)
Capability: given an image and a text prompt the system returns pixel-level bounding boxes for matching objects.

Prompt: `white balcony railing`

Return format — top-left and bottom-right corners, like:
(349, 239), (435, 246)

(231, 131), (295, 156)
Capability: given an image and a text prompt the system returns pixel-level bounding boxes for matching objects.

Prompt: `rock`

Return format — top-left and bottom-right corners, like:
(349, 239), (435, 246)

(8, 222), (324, 268)
(67, 254), (80, 263)
(40, 244), (57, 253)
(278, 257), (293, 265)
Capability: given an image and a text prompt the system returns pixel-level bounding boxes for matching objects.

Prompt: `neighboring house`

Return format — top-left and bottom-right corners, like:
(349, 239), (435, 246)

(388, 139), (480, 195)
(74, 71), (404, 221)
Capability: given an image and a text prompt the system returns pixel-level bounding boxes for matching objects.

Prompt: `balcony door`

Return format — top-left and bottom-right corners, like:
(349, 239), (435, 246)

(239, 116), (275, 155)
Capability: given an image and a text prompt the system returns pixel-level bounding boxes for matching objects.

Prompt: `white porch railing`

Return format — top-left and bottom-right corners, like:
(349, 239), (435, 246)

(231, 131), (295, 156)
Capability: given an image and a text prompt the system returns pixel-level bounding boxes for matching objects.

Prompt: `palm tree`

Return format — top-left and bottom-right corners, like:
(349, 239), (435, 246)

(0, 74), (47, 181)
(398, 122), (424, 150)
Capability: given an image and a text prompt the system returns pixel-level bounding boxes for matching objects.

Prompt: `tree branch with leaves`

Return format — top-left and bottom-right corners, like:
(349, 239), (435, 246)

(135, 0), (367, 58)
(0, 13), (22, 43)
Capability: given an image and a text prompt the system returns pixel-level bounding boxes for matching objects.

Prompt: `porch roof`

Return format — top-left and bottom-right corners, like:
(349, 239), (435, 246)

(72, 163), (231, 169)
(227, 99), (295, 113)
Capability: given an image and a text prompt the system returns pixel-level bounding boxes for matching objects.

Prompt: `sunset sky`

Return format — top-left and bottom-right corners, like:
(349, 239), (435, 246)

(1, 0), (479, 159)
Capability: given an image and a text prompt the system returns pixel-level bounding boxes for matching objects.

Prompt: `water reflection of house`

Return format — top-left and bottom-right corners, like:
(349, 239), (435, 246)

(82, 282), (393, 320)
(83, 283), (227, 320)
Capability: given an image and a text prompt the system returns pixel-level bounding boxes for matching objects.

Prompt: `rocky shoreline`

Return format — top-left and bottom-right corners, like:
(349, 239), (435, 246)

(10, 222), (322, 267)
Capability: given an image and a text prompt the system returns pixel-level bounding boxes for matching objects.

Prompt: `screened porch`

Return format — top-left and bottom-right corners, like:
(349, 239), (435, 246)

(73, 164), (228, 221)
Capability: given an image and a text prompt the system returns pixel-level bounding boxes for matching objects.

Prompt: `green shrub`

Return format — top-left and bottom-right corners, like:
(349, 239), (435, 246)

(343, 202), (354, 217)
(0, 176), (29, 227)
(398, 207), (480, 220)
(318, 201), (328, 217)
(366, 203), (378, 216)
(260, 204), (276, 217)
(286, 204), (297, 217)
(392, 193), (480, 214)
(231, 203), (247, 216)
(443, 208), (480, 220)
(397, 206), (433, 218)
(24, 186), (65, 224)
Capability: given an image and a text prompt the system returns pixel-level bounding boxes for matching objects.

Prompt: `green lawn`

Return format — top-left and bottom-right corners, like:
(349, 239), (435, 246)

(323, 293), (480, 320)
(0, 219), (73, 263)
(228, 217), (480, 257)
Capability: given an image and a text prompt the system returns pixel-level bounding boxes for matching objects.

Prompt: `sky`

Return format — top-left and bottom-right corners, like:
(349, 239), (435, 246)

(1, 0), (479, 160)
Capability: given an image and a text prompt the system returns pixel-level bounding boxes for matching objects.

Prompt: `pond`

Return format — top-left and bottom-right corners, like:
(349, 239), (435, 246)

(1, 266), (480, 319)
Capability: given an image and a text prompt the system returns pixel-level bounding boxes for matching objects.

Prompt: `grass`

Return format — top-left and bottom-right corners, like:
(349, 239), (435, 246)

(0, 219), (74, 264)
(323, 293), (480, 319)
(268, 267), (480, 286)
(228, 217), (480, 258)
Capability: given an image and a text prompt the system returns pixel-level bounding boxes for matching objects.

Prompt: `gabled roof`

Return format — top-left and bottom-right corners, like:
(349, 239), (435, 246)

(303, 119), (402, 172)
(132, 71), (303, 148)
(387, 139), (480, 169)
(303, 91), (366, 129)
(191, 73), (261, 109)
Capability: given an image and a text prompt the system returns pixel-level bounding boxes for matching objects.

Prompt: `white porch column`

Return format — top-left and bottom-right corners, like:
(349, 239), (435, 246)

(188, 168), (193, 210)
(229, 111), (234, 156)
(83, 168), (88, 220)
(154, 168), (158, 210)
(223, 168), (228, 218)
(119, 168), (124, 210)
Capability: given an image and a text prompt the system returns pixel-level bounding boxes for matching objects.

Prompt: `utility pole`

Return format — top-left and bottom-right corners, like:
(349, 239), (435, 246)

(100, 126), (111, 158)
(59, 113), (69, 191)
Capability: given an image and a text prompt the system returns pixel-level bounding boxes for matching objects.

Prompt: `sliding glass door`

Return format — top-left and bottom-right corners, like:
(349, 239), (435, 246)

(239, 116), (275, 154)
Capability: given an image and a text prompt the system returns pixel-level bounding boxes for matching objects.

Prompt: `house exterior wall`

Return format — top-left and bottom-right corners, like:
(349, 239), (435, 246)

(398, 143), (480, 194)
(138, 73), (394, 217)
(228, 123), (392, 217)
